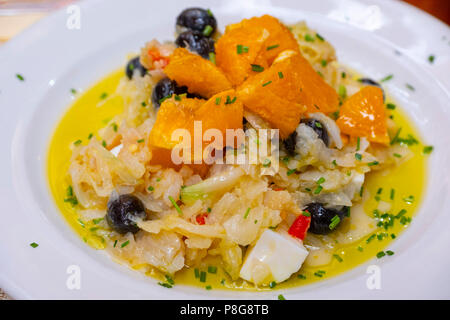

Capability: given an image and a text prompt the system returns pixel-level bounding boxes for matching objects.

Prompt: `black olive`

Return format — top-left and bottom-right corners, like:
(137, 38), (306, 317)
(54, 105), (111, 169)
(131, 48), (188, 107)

(358, 78), (385, 101)
(176, 8), (217, 34)
(305, 203), (349, 235)
(175, 31), (215, 59)
(283, 131), (297, 156)
(151, 77), (204, 109)
(301, 118), (329, 147)
(125, 56), (147, 80)
(106, 194), (146, 234)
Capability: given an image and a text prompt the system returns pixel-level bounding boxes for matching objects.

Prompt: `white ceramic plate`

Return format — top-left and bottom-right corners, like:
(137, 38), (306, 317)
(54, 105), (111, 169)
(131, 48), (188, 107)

(0, 0), (449, 299)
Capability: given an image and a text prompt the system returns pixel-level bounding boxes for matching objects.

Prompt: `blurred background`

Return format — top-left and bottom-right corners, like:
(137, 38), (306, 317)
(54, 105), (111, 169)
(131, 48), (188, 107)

(0, 0), (449, 44)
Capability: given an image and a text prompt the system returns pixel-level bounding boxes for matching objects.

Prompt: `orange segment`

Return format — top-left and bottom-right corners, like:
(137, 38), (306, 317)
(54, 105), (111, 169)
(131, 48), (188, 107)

(195, 89), (244, 137)
(236, 50), (308, 139)
(216, 15), (300, 86)
(336, 86), (389, 145)
(148, 97), (203, 150)
(148, 91), (243, 166)
(289, 52), (339, 114)
(164, 48), (232, 98)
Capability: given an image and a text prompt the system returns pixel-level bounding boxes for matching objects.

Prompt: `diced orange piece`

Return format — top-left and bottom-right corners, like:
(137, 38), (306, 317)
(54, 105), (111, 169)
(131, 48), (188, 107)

(148, 91), (243, 168)
(195, 89), (243, 137)
(148, 97), (203, 150)
(164, 48), (232, 98)
(336, 86), (389, 145)
(149, 147), (182, 170)
(237, 50), (307, 139)
(216, 15), (300, 86)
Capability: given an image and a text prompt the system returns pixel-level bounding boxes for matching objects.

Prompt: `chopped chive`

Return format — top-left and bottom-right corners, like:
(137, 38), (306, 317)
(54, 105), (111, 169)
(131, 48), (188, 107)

(304, 34), (315, 42)
(355, 153), (362, 161)
(391, 234), (396, 239)
(368, 161), (379, 166)
(206, 8), (213, 16)
(316, 177), (325, 185)
(121, 240), (130, 248)
(376, 251), (386, 258)
(380, 74), (393, 82)
(315, 122), (323, 129)
(102, 140), (107, 148)
(158, 282), (172, 288)
(390, 189), (395, 200)
(112, 123), (118, 132)
(207, 207), (212, 213)
(251, 64), (264, 72)
(236, 44), (249, 54)
(316, 33), (325, 41)
(88, 133), (93, 140)
(141, 101), (147, 107)
(423, 146), (434, 154)
(205, 285), (212, 290)
(428, 55), (435, 63)
(16, 74), (25, 81)
(386, 103), (396, 110)
(341, 72), (347, 79)
(137, 138), (145, 143)
(174, 94), (181, 101)
(333, 254), (343, 263)
(100, 92), (108, 99)
(329, 215), (340, 229)
(297, 274), (307, 279)
(66, 186), (73, 197)
(356, 137), (360, 151)
(321, 60), (327, 67)
(203, 25), (213, 36)
(359, 186), (364, 197)
(386, 250), (394, 256)
(262, 159), (271, 167)
(406, 83), (415, 91)
(278, 71), (284, 79)
(287, 169), (296, 176)
(208, 266), (217, 274)
(403, 195), (414, 204)
(147, 186), (154, 192)
(332, 159), (337, 166)
(200, 271), (207, 282)
(194, 269), (200, 278)
(302, 211), (311, 217)
(262, 80), (272, 87)
(396, 209), (407, 218)
(278, 294), (286, 300)
(266, 44), (279, 51)
(168, 196), (182, 215)
(357, 246), (364, 252)
(209, 52), (216, 64)
(73, 139), (82, 146)
(113, 240), (118, 247)
(377, 188), (383, 195)
(338, 85), (347, 99)
(269, 281), (276, 288)
(244, 207), (251, 219)
(366, 234), (376, 243)
(390, 128), (402, 145)
(30, 242), (39, 248)
(70, 88), (77, 94)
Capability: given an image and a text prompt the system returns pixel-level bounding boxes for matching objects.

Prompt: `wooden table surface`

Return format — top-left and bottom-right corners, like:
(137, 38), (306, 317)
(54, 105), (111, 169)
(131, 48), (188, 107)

(0, 0), (448, 300)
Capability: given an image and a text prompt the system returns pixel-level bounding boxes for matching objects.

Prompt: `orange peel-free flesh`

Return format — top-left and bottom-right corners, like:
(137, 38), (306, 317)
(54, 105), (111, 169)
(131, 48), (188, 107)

(236, 50), (308, 139)
(336, 86), (389, 145)
(164, 48), (232, 98)
(148, 96), (204, 150)
(216, 15), (300, 86)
